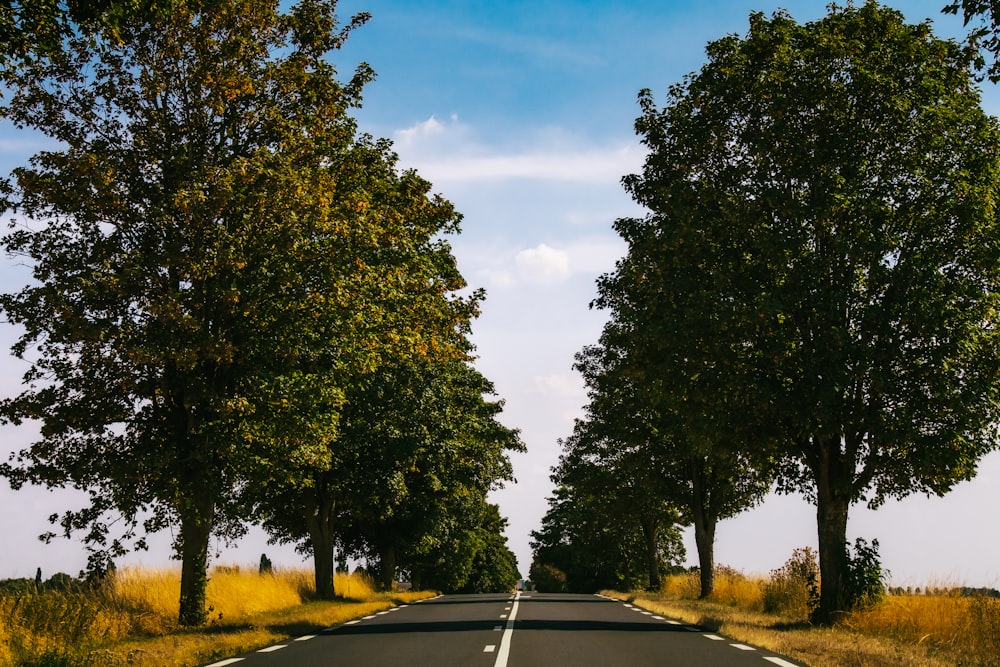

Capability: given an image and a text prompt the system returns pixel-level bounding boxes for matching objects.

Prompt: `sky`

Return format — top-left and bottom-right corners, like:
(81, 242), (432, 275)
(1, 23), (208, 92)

(1, 0), (1000, 588)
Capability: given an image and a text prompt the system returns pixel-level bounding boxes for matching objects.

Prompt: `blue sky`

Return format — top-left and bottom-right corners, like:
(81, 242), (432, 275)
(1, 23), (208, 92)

(2, 0), (999, 587)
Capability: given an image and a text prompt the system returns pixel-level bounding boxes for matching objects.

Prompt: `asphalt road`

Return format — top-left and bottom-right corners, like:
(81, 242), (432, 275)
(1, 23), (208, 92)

(200, 592), (806, 667)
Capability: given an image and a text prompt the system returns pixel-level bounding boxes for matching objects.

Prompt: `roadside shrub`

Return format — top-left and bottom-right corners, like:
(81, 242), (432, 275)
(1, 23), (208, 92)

(528, 563), (567, 593)
(845, 538), (889, 610)
(763, 547), (819, 619)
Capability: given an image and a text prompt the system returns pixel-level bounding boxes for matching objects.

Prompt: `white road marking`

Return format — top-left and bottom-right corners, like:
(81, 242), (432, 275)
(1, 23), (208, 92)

(652, 615), (666, 620)
(376, 611), (390, 615)
(494, 625), (502, 631)
(344, 620), (361, 625)
(500, 614), (508, 618)
(623, 604), (635, 608)
(493, 591), (520, 667)
(666, 620), (681, 625)
(764, 658), (800, 667)
(641, 611), (652, 615)
(257, 645), (286, 653)
(294, 635), (316, 641)
(205, 660), (244, 667)
(363, 615), (377, 619)
(704, 634), (725, 641)
(731, 644), (755, 651)
(484, 645), (497, 652)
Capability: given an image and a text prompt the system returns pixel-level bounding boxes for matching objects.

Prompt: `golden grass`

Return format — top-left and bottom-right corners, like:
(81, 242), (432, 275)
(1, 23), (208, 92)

(605, 570), (1000, 667)
(0, 566), (435, 667)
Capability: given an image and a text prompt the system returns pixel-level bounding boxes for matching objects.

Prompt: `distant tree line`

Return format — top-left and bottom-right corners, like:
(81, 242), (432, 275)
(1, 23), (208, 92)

(531, 1), (1000, 624)
(0, 0), (523, 626)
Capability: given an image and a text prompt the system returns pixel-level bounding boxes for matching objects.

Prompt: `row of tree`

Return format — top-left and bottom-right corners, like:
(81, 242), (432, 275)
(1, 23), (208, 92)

(532, 1), (1000, 623)
(0, 0), (522, 625)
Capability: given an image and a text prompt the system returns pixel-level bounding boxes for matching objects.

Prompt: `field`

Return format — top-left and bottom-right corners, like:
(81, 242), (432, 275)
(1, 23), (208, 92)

(608, 568), (1000, 667)
(0, 567), (432, 667)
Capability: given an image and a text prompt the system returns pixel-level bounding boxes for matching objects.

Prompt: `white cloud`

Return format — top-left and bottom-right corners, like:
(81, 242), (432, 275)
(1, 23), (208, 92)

(391, 115), (644, 185)
(514, 244), (570, 283)
(532, 372), (585, 399)
(413, 145), (643, 185)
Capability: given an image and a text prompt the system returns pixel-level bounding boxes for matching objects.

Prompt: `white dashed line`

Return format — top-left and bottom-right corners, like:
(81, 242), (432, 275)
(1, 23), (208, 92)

(257, 645), (286, 653)
(652, 615), (665, 620)
(704, 634), (725, 641)
(764, 658), (800, 667)
(294, 635), (316, 641)
(205, 660), (243, 667)
(493, 591), (521, 667)
(484, 645), (497, 652)
(362, 615), (377, 619)
(500, 613), (508, 618)
(731, 644), (755, 651)
(494, 625), (502, 631)
(344, 620), (360, 625)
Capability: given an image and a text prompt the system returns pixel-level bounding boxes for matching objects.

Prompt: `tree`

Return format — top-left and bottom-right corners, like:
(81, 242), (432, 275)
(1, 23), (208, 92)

(259, 356), (522, 596)
(624, 2), (1000, 622)
(943, 1), (1000, 80)
(574, 327), (770, 597)
(0, 0), (466, 625)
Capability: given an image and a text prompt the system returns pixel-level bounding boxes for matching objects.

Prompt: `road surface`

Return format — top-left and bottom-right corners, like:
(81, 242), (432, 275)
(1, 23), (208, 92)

(200, 592), (805, 667)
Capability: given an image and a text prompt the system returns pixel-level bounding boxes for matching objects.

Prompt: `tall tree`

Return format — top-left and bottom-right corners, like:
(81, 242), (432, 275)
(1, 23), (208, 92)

(259, 356), (522, 596)
(624, 2), (1000, 622)
(0, 0), (459, 625)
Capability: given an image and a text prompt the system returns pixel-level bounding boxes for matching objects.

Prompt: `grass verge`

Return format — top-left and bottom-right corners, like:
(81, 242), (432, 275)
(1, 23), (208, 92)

(0, 568), (435, 667)
(603, 571), (1000, 667)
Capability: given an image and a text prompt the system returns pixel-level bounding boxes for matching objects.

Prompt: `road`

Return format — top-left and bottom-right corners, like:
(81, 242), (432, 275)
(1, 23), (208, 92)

(200, 592), (805, 667)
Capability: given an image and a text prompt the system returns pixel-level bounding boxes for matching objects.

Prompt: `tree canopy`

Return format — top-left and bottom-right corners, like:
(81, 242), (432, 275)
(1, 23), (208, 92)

(604, 1), (1000, 621)
(0, 0), (487, 624)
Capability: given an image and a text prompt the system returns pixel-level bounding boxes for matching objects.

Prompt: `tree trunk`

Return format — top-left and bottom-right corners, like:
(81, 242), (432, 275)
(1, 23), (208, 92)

(640, 514), (661, 591)
(813, 436), (852, 625)
(178, 492), (214, 626)
(379, 542), (397, 591)
(690, 457), (717, 598)
(305, 491), (336, 599)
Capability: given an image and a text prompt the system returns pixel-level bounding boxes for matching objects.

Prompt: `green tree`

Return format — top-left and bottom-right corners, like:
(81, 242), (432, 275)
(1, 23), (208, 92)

(943, 1), (1000, 80)
(0, 0), (459, 625)
(624, 3), (1000, 622)
(573, 326), (770, 597)
(260, 357), (522, 596)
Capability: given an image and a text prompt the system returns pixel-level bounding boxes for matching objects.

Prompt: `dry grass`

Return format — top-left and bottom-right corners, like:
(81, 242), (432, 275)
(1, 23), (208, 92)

(605, 569), (1000, 667)
(0, 566), (435, 667)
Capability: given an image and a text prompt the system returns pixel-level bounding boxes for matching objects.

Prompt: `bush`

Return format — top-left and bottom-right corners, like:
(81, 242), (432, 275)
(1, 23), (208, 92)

(845, 538), (889, 610)
(528, 563), (567, 593)
(763, 547), (819, 619)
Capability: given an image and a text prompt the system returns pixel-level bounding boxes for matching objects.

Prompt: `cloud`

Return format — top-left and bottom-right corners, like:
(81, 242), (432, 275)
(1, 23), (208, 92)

(514, 244), (570, 283)
(392, 115), (644, 185)
(532, 372), (585, 399)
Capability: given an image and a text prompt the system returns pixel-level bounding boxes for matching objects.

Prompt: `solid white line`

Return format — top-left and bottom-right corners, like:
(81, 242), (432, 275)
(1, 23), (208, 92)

(731, 644), (755, 651)
(204, 660), (244, 667)
(257, 645), (287, 653)
(493, 591), (520, 667)
(764, 658), (800, 667)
